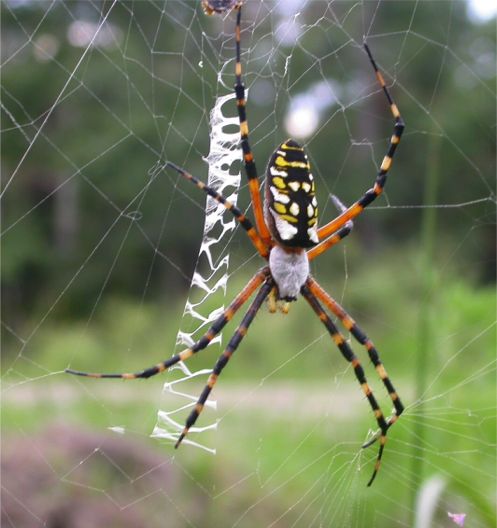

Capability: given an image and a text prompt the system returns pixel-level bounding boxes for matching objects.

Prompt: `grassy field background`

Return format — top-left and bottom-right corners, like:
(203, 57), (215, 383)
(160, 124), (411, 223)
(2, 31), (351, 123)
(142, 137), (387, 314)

(3, 247), (495, 527)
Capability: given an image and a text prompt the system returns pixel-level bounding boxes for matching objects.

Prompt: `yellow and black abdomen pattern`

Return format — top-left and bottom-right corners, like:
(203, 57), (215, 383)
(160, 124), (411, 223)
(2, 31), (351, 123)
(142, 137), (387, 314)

(264, 139), (319, 248)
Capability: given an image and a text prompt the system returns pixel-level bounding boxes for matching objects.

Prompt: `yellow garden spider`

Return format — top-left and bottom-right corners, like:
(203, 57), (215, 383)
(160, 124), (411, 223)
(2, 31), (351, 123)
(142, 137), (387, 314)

(67, 7), (405, 486)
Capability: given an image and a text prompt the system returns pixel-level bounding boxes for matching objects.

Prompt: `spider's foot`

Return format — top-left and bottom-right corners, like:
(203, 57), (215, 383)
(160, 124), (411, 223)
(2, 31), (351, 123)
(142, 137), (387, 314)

(366, 436), (387, 487)
(175, 429), (188, 448)
(362, 429), (382, 449)
(66, 368), (103, 378)
(364, 406), (403, 486)
(65, 368), (137, 379)
(362, 415), (398, 449)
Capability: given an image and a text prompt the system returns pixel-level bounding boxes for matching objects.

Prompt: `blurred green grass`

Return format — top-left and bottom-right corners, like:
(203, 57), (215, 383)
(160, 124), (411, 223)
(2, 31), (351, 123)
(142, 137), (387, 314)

(3, 247), (495, 526)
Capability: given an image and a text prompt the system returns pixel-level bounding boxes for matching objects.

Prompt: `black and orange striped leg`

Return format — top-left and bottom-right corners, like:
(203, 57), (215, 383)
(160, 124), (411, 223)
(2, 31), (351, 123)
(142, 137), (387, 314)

(175, 278), (274, 447)
(165, 161), (269, 259)
(300, 281), (391, 487)
(66, 268), (270, 380)
(306, 277), (404, 429)
(308, 194), (353, 261)
(317, 43), (405, 241)
(234, 7), (272, 246)
(308, 225), (352, 261)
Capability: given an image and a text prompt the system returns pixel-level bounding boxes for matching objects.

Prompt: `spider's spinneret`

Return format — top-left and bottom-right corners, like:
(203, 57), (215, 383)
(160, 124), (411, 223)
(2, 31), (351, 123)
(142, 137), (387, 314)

(265, 139), (319, 248)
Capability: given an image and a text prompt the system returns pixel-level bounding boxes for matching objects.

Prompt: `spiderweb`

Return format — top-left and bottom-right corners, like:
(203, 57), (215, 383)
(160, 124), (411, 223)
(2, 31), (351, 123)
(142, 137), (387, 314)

(2, 1), (496, 527)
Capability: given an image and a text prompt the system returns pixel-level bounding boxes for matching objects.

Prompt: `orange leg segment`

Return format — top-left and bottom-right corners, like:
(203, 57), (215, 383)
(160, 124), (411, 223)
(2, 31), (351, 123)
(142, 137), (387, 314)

(234, 7), (272, 247)
(317, 43), (405, 241)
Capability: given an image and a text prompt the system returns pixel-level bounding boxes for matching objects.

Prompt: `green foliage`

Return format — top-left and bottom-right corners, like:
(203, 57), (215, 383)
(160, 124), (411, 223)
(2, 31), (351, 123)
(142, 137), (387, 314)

(2, 1), (495, 325)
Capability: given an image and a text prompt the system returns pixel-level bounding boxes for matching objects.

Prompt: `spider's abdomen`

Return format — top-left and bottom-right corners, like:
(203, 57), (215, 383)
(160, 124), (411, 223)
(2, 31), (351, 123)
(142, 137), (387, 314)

(264, 139), (319, 248)
(269, 245), (309, 301)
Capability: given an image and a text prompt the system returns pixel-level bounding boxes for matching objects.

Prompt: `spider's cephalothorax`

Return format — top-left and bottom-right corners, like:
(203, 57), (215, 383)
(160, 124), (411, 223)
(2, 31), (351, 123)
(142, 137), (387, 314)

(66, 6), (406, 487)
(265, 139), (319, 248)
(201, 0), (241, 15)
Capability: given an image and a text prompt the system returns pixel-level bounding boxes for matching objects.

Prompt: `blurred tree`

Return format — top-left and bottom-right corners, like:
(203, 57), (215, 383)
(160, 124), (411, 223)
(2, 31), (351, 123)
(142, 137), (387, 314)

(1, 0), (495, 327)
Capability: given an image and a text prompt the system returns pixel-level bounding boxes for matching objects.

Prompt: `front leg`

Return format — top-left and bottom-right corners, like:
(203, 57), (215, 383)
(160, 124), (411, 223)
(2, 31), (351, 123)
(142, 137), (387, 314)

(317, 43), (405, 241)
(234, 7), (272, 245)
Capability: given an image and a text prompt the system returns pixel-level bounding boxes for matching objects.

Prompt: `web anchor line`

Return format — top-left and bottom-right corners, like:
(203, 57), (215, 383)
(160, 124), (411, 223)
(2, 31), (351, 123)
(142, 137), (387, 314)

(151, 92), (243, 452)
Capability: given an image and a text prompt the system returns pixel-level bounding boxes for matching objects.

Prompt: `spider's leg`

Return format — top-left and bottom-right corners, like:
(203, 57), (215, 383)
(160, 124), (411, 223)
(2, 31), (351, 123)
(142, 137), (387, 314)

(306, 277), (404, 423)
(66, 268), (269, 380)
(317, 43), (405, 241)
(175, 278), (273, 447)
(166, 161), (269, 259)
(307, 225), (352, 261)
(234, 6), (272, 246)
(300, 281), (390, 487)
(307, 194), (353, 261)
